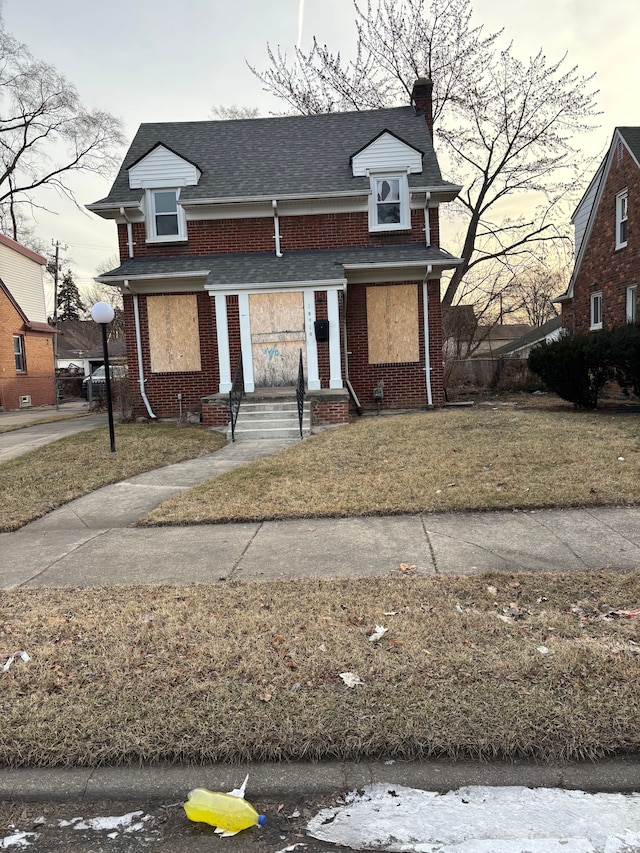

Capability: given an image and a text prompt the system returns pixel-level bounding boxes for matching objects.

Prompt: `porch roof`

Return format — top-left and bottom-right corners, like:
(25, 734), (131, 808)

(97, 244), (461, 289)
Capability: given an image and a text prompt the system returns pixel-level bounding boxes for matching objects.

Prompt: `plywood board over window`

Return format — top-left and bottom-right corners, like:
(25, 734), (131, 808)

(147, 294), (201, 373)
(367, 284), (419, 364)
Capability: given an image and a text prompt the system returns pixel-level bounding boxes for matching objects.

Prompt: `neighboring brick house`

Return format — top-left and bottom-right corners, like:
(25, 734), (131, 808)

(0, 235), (56, 411)
(89, 79), (462, 426)
(558, 127), (639, 332)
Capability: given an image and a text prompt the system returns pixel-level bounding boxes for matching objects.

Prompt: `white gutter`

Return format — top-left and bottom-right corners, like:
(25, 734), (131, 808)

(423, 264), (433, 407)
(272, 199), (283, 257)
(424, 191), (431, 246)
(128, 282), (157, 420)
(120, 206), (134, 258)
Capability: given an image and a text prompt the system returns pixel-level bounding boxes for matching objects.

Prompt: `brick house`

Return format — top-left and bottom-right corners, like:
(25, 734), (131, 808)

(558, 127), (639, 332)
(0, 235), (56, 411)
(89, 79), (462, 427)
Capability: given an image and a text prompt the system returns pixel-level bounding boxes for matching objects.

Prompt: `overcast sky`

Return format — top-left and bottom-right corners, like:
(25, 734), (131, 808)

(3, 0), (639, 303)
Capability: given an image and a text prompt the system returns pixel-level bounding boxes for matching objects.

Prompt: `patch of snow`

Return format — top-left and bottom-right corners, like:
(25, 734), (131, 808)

(306, 785), (640, 852)
(0, 833), (38, 849)
(68, 810), (147, 832)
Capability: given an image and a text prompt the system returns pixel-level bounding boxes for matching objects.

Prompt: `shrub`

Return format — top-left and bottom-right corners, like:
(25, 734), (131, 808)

(607, 324), (640, 397)
(527, 331), (613, 409)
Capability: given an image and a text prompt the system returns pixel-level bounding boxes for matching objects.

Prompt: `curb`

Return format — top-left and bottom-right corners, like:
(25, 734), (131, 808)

(2, 758), (640, 802)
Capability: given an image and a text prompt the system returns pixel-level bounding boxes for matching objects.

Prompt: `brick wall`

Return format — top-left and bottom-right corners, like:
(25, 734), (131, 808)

(119, 207), (433, 260)
(345, 279), (444, 412)
(0, 292), (55, 410)
(564, 145), (640, 332)
(124, 291), (220, 419)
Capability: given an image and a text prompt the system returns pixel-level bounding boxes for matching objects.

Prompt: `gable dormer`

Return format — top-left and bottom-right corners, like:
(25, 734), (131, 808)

(128, 143), (201, 189)
(351, 131), (424, 233)
(128, 144), (201, 243)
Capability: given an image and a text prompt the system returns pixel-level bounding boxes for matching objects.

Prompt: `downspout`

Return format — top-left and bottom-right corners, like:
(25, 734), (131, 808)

(120, 206), (134, 259)
(341, 285), (363, 415)
(131, 287), (157, 420)
(119, 207), (156, 419)
(424, 192), (431, 246)
(423, 264), (433, 407)
(272, 199), (283, 257)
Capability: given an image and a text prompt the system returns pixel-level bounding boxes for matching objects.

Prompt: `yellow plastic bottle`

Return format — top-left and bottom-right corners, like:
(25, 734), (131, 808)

(184, 788), (266, 836)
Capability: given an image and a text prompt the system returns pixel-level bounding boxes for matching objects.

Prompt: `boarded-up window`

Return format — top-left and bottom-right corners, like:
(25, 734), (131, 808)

(147, 295), (202, 373)
(366, 285), (419, 364)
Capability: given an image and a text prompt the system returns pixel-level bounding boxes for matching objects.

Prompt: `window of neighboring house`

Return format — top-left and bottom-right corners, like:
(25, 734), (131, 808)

(147, 189), (186, 241)
(13, 334), (25, 371)
(627, 284), (638, 324)
(590, 292), (603, 330)
(369, 174), (410, 231)
(616, 189), (628, 249)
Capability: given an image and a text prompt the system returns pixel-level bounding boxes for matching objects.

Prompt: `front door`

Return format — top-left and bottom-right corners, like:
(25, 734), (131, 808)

(249, 292), (306, 387)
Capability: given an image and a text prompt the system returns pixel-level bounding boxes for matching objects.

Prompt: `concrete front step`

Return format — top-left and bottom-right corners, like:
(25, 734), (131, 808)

(232, 399), (310, 440)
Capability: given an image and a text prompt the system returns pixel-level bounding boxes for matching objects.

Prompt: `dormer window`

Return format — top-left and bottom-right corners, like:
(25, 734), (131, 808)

(147, 189), (186, 242)
(369, 173), (410, 232)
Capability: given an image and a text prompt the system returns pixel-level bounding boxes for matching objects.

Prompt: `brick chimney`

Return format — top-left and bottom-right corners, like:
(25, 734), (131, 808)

(411, 77), (433, 138)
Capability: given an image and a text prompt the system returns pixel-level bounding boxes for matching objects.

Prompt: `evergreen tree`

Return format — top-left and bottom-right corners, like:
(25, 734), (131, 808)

(56, 270), (85, 320)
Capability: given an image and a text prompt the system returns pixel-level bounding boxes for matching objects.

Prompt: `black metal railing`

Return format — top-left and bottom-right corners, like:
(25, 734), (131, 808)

(229, 352), (244, 442)
(296, 348), (305, 439)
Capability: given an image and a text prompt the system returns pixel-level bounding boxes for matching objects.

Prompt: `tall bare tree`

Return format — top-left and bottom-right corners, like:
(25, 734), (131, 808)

(0, 21), (125, 239)
(251, 0), (599, 308)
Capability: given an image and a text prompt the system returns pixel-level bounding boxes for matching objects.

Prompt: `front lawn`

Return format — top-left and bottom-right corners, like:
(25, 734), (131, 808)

(142, 404), (640, 526)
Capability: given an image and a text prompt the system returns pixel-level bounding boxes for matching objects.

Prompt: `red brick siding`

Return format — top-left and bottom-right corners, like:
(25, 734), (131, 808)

(311, 399), (350, 426)
(202, 400), (230, 427)
(0, 292), (55, 410)
(123, 291), (220, 419)
(345, 279), (443, 412)
(564, 145), (640, 333)
(119, 208), (431, 261)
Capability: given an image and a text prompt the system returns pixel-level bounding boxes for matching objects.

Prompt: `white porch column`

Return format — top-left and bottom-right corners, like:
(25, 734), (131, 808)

(238, 292), (255, 392)
(327, 289), (343, 389)
(214, 293), (232, 393)
(304, 290), (321, 390)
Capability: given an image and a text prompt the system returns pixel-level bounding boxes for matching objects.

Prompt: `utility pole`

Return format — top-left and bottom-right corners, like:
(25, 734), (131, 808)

(50, 240), (67, 411)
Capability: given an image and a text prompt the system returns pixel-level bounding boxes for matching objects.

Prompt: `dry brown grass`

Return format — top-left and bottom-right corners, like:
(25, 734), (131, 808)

(143, 406), (640, 526)
(0, 424), (225, 532)
(1, 571), (639, 768)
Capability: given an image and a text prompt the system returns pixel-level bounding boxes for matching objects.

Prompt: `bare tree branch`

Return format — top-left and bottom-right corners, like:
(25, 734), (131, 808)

(0, 25), (125, 240)
(250, 0), (600, 311)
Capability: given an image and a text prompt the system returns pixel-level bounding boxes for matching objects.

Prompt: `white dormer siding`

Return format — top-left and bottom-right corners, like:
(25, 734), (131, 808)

(351, 132), (423, 177)
(351, 133), (423, 233)
(128, 145), (201, 189)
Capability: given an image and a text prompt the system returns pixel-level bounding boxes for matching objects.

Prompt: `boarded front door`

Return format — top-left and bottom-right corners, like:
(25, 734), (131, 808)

(249, 292), (306, 386)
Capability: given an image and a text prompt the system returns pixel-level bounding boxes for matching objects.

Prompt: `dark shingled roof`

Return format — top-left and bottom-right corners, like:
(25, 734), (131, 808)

(619, 127), (640, 164)
(98, 244), (461, 287)
(93, 107), (458, 207)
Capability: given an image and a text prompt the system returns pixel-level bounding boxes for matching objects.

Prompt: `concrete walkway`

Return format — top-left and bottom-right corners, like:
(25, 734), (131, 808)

(1, 408), (639, 588)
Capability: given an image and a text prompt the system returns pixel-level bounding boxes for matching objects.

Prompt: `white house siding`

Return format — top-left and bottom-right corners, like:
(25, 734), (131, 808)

(128, 145), (200, 189)
(351, 133), (423, 177)
(0, 242), (47, 322)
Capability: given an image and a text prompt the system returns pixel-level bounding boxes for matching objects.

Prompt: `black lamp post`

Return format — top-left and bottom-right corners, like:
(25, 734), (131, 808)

(90, 301), (116, 452)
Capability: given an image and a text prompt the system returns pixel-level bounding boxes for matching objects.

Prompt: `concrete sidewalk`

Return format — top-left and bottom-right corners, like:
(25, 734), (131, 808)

(1, 439), (639, 587)
(1, 411), (639, 589)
